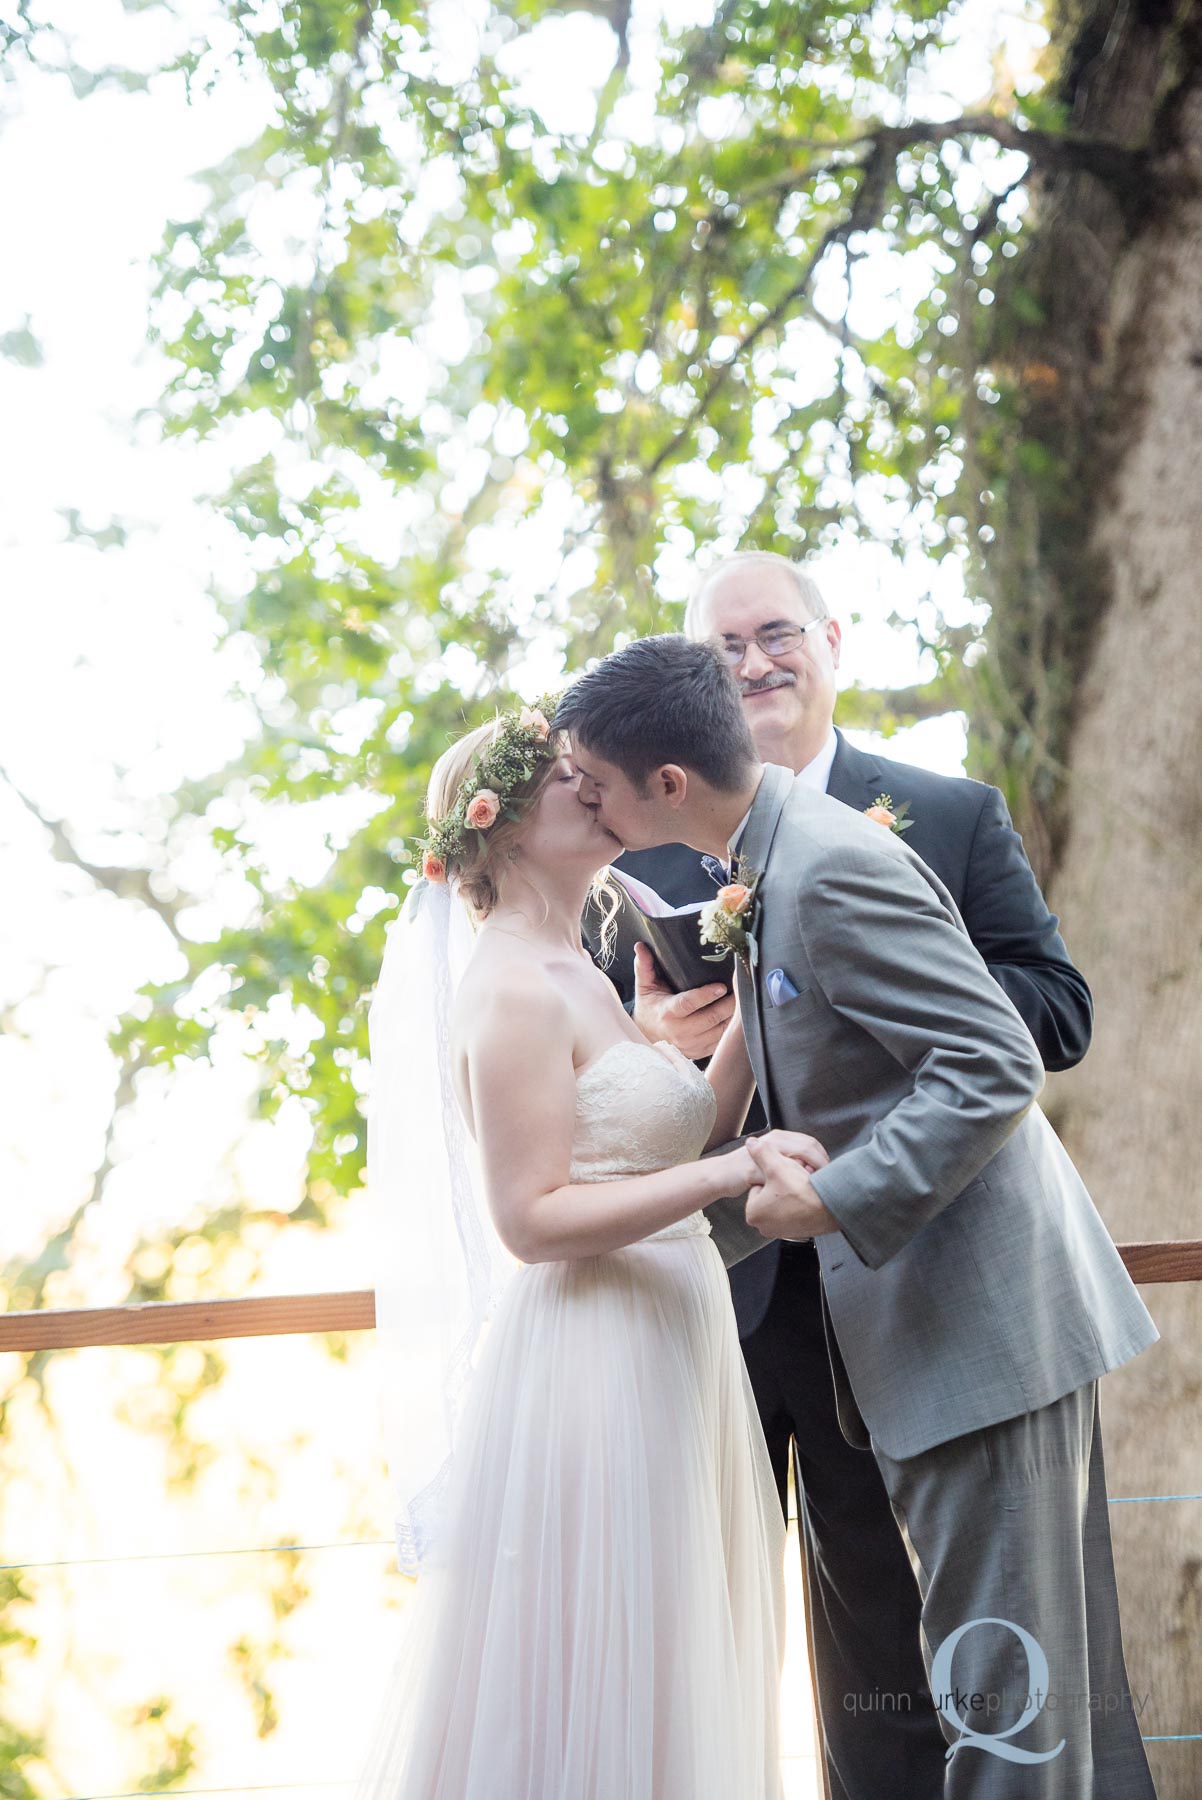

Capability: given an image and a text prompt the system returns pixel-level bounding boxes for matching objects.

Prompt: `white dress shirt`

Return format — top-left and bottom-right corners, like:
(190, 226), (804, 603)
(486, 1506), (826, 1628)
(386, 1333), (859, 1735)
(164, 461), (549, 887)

(726, 807), (754, 873)
(796, 728), (839, 794)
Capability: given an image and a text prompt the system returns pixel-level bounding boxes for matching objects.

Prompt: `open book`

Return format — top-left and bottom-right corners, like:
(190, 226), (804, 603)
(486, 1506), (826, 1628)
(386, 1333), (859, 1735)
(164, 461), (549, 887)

(585, 868), (735, 997)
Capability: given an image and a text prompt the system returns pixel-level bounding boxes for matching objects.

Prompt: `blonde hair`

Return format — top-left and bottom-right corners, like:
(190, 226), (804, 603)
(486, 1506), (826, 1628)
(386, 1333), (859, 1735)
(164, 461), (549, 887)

(425, 718), (622, 949)
(683, 551), (829, 638)
(424, 718), (560, 918)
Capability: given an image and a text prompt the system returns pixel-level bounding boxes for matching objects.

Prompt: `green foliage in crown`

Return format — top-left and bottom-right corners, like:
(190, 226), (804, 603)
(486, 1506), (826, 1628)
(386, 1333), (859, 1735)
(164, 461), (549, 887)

(417, 695), (563, 880)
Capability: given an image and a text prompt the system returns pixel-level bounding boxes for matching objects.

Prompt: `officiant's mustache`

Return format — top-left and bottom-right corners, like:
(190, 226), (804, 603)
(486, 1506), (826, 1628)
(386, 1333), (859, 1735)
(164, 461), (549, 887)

(739, 671), (796, 696)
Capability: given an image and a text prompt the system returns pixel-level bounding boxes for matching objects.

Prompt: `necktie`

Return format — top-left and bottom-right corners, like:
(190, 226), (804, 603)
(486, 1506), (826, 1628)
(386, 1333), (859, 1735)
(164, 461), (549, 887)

(701, 854), (729, 887)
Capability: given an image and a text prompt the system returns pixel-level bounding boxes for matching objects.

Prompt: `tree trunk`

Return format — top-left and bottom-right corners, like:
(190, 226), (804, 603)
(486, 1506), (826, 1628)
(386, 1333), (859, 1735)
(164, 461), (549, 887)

(983, 6), (1202, 1792)
(1047, 154), (1202, 1800)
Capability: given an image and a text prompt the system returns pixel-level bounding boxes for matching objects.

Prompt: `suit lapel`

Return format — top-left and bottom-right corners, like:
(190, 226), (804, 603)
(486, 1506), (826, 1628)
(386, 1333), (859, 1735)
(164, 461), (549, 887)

(828, 731), (934, 866)
(736, 760), (795, 877)
(731, 763), (794, 1111)
(825, 728), (882, 811)
(734, 954), (766, 1119)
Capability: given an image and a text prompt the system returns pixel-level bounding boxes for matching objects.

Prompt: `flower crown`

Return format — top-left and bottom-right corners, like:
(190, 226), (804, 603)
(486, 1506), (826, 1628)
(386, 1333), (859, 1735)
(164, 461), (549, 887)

(417, 697), (562, 883)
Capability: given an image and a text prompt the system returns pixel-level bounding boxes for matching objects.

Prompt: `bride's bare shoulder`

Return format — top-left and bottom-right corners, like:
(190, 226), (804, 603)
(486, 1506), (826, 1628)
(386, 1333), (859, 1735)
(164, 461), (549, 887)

(454, 934), (571, 1056)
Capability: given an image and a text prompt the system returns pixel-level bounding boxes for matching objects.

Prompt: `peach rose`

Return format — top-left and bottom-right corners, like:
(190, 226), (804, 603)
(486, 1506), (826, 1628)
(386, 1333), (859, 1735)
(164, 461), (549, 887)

(466, 788), (501, 830)
(718, 882), (752, 916)
(865, 804), (896, 829)
(519, 706), (551, 740)
(422, 851), (447, 882)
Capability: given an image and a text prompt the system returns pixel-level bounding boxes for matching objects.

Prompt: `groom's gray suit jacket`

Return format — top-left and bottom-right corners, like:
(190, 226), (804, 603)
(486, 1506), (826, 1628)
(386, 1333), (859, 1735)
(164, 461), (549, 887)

(707, 762), (1158, 1461)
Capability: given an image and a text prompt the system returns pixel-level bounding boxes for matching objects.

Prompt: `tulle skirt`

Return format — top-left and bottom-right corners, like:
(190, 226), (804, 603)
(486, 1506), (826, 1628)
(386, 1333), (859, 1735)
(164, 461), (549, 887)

(353, 1232), (787, 1799)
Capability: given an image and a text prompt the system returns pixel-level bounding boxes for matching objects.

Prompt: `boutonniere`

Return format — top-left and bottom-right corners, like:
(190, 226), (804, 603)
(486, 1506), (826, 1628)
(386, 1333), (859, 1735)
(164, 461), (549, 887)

(865, 793), (914, 835)
(698, 856), (762, 969)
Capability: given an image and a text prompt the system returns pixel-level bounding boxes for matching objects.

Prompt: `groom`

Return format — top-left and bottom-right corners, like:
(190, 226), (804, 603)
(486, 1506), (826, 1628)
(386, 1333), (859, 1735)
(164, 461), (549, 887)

(608, 553), (1095, 1800)
(554, 636), (1159, 1798)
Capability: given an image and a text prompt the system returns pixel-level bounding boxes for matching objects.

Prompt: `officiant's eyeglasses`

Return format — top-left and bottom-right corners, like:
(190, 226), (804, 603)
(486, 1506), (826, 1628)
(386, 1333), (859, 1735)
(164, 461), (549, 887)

(715, 616), (829, 667)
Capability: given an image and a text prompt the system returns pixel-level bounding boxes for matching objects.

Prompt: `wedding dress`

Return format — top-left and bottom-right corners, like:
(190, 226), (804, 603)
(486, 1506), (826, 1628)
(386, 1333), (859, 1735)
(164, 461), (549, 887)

(354, 1036), (786, 1800)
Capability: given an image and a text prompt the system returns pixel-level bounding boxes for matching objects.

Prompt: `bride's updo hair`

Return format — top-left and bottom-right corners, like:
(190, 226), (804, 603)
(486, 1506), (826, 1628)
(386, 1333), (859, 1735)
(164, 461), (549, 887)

(424, 714), (622, 955)
(424, 717), (567, 919)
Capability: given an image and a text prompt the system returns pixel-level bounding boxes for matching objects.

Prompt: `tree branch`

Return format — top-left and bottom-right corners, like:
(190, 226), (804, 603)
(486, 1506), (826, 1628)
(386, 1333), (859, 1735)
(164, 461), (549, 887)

(836, 677), (964, 732)
(744, 115), (1151, 201)
(2, 770), (182, 931)
(641, 107), (1153, 482)
(646, 217), (852, 478)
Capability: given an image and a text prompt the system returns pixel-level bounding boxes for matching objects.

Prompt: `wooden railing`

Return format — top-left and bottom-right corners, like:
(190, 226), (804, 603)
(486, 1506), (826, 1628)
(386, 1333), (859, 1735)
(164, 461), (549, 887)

(3, 1239), (1202, 1352)
(0, 1287), (375, 1351)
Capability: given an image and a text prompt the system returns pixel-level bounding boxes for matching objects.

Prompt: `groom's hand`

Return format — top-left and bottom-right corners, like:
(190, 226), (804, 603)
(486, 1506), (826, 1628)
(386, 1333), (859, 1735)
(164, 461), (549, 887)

(632, 942), (735, 1059)
(745, 1133), (839, 1241)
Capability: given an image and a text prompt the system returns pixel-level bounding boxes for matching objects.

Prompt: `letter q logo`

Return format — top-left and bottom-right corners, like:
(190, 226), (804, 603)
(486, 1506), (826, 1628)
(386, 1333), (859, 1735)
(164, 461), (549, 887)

(930, 1616), (1066, 1765)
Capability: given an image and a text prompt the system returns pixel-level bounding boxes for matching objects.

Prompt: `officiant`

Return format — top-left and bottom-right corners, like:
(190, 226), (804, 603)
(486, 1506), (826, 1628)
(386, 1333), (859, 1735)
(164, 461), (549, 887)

(589, 551), (1093, 1800)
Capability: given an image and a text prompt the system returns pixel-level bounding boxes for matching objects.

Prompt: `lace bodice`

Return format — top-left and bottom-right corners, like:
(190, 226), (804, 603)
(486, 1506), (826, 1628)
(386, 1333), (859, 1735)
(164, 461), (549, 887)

(570, 1040), (717, 1244)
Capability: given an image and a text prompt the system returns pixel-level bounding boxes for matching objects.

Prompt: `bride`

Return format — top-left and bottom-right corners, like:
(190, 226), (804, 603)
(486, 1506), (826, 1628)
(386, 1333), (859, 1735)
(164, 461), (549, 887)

(356, 701), (806, 1799)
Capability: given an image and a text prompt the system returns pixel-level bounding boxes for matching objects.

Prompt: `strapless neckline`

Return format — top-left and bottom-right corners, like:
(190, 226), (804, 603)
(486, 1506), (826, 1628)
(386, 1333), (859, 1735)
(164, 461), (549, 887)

(574, 1038), (701, 1090)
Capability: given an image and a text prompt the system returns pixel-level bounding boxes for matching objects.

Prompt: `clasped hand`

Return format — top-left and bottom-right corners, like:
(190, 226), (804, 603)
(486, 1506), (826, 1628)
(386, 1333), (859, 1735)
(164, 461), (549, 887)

(744, 1129), (840, 1242)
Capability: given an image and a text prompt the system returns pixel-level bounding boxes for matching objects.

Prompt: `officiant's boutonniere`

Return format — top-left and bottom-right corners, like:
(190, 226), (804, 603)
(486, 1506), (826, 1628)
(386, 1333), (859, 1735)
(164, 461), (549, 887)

(699, 857), (762, 969)
(865, 793), (914, 835)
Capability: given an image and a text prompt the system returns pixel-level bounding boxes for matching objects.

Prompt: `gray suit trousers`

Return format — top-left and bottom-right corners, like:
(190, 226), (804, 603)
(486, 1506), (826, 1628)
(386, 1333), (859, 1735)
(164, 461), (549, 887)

(870, 1383), (1156, 1799)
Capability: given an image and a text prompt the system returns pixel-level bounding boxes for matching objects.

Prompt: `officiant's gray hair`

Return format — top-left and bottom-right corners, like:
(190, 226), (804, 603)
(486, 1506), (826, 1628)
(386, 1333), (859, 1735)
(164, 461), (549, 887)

(683, 552), (829, 638)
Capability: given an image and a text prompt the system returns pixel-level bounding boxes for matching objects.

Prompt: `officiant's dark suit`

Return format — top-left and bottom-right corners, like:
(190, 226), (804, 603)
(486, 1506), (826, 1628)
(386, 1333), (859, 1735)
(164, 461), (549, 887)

(606, 728), (1094, 1800)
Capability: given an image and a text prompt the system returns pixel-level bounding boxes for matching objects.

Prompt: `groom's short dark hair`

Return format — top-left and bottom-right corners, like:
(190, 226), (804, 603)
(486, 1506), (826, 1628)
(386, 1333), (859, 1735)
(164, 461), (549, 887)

(553, 634), (756, 792)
